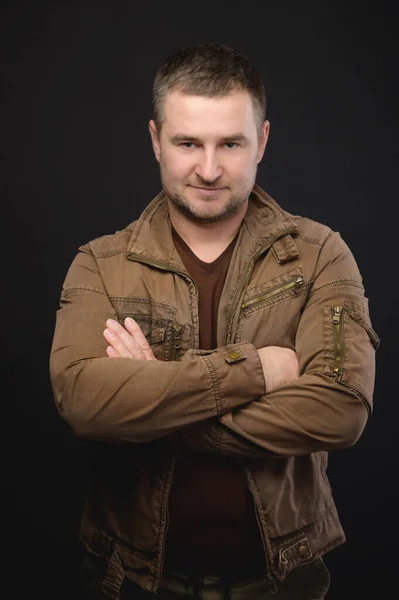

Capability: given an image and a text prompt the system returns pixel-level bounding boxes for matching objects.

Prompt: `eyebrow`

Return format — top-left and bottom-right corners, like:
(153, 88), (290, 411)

(170, 133), (248, 144)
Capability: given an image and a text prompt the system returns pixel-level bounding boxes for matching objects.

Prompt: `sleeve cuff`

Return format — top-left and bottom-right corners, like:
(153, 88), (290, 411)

(202, 342), (266, 415)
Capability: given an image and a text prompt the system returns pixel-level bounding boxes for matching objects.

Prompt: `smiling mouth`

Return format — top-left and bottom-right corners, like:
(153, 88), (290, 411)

(191, 186), (225, 191)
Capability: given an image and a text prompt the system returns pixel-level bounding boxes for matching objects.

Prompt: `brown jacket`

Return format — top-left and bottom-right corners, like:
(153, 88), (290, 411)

(49, 184), (379, 598)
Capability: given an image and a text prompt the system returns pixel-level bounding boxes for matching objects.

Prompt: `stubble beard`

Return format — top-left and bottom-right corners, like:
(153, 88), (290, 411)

(160, 171), (257, 225)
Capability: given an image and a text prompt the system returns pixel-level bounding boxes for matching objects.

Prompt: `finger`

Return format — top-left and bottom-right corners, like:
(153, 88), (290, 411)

(106, 318), (147, 359)
(124, 317), (156, 361)
(103, 327), (136, 358)
(106, 345), (119, 358)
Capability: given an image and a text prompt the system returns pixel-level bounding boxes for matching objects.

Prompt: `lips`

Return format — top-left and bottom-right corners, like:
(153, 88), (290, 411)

(191, 185), (226, 191)
(192, 185), (223, 189)
(191, 186), (225, 196)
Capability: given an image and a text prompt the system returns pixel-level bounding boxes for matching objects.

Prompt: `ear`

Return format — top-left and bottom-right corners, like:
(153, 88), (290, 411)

(257, 120), (270, 164)
(149, 120), (161, 163)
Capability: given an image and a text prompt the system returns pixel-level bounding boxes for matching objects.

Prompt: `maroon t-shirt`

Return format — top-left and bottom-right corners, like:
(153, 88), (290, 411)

(164, 228), (265, 578)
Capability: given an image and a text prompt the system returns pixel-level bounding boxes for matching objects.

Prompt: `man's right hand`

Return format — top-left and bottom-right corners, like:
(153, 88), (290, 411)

(257, 346), (299, 392)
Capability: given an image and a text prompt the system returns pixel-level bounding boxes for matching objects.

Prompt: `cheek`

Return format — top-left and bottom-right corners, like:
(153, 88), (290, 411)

(162, 151), (193, 179)
(229, 154), (256, 179)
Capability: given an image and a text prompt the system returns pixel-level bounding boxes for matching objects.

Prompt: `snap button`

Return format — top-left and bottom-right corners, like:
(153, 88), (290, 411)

(228, 350), (241, 360)
(299, 544), (308, 556)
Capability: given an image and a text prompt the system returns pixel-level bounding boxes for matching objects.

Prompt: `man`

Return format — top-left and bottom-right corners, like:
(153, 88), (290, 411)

(49, 43), (379, 599)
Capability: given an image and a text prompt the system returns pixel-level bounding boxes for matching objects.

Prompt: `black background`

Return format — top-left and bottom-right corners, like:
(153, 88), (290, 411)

(1, 1), (398, 598)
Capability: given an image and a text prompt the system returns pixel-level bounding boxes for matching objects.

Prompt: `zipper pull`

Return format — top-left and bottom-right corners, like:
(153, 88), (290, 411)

(172, 326), (182, 361)
(292, 275), (305, 293)
(332, 306), (342, 324)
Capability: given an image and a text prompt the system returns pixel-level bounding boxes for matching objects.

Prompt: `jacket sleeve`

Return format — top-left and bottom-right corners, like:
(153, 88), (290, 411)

(171, 231), (379, 458)
(49, 248), (266, 443)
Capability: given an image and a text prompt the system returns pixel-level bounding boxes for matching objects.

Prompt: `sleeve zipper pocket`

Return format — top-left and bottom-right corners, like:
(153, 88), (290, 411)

(331, 305), (379, 376)
(332, 306), (343, 375)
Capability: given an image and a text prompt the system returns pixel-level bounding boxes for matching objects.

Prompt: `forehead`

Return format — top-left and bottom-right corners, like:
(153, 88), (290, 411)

(161, 90), (256, 136)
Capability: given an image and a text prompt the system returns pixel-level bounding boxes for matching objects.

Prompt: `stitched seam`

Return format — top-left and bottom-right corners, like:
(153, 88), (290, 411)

(296, 234), (325, 246)
(215, 425), (223, 453)
(153, 456), (176, 590)
(244, 468), (275, 567)
(202, 355), (223, 415)
(339, 380), (372, 416)
(93, 249), (128, 259)
(62, 285), (106, 297)
(310, 279), (363, 294)
(109, 296), (174, 306)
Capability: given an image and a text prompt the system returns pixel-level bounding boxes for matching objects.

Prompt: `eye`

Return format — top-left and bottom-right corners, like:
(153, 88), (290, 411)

(181, 142), (196, 149)
(225, 142), (238, 149)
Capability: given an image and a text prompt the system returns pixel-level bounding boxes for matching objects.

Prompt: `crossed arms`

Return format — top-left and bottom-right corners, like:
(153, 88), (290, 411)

(49, 232), (378, 458)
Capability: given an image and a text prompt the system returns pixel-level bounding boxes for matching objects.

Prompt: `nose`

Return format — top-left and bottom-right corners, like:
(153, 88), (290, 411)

(194, 148), (222, 184)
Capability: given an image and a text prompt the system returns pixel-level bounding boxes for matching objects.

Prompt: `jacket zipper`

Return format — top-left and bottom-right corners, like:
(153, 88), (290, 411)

(224, 230), (296, 593)
(241, 275), (304, 309)
(332, 306), (343, 374)
(225, 226), (298, 345)
(129, 239), (295, 591)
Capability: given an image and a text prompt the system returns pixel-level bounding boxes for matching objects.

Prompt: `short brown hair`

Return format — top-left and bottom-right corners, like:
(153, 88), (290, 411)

(152, 42), (266, 135)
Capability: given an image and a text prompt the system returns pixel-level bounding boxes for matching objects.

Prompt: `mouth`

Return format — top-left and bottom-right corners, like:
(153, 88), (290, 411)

(190, 185), (226, 196)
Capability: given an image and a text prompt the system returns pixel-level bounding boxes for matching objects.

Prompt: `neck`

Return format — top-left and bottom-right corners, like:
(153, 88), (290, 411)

(168, 201), (247, 262)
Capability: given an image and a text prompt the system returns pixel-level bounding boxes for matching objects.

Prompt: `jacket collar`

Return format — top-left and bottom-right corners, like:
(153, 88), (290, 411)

(126, 184), (299, 269)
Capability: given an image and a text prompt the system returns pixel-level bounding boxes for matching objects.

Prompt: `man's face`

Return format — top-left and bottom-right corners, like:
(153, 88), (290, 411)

(149, 90), (269, 224)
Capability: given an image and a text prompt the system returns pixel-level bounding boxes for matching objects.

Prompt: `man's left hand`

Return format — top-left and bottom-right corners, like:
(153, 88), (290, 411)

(103, 318), (156, 360)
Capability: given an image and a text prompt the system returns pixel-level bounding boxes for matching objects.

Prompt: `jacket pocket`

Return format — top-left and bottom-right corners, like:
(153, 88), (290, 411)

(236, 268), (311, 348)
(323, 304), (379, 412)
(241, 267), (310, 315)
(110, 297), (191, 361)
